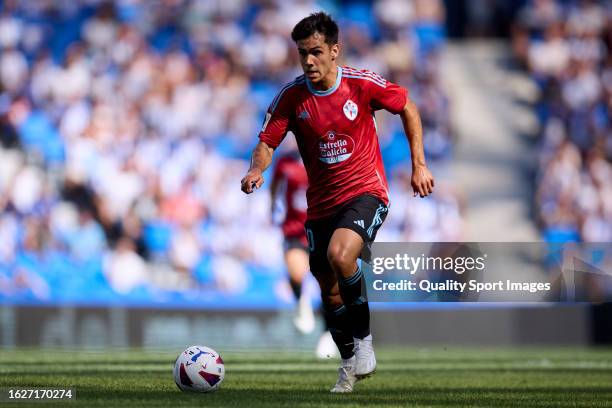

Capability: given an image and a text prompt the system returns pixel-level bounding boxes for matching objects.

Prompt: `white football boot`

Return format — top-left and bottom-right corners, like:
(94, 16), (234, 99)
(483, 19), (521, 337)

(330, 356), (357, 393)
(316, 331), (340, 359)
(293, 294), (315, 334)
(353, 334), (376, 378)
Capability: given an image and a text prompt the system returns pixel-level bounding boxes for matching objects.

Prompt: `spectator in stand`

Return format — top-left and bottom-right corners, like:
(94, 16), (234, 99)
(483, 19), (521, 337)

(514, 0), (612, 243)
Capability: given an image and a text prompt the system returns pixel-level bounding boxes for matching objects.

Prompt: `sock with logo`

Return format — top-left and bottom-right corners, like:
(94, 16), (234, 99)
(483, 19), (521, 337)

(324, 304), (355, 359)
(338, 265), (370, 339)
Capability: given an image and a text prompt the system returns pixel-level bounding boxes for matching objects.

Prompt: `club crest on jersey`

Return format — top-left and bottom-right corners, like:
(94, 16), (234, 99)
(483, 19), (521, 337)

(343, 99), (358, 121)
(318, 131), (355, 165)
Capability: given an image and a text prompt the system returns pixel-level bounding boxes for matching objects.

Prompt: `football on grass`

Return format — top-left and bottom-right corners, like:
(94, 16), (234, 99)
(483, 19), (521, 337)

(174, 345), (225, 392)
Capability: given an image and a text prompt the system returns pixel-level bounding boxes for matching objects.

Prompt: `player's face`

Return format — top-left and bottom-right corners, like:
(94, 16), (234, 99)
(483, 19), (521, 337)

(296, 32), (339, 85)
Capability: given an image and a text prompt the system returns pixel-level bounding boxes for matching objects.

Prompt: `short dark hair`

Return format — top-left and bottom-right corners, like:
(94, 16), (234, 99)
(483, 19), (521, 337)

(291, 12), (339, 45)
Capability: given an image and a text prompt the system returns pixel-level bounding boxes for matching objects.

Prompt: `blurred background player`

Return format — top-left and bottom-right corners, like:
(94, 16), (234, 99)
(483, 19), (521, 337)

(270, 141), (339, 358)
(270, 144), (312, 333)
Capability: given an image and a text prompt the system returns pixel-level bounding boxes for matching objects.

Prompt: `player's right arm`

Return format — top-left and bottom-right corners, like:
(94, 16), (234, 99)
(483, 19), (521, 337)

(241, 141), (275, 194)
(241, 80), (295, 194)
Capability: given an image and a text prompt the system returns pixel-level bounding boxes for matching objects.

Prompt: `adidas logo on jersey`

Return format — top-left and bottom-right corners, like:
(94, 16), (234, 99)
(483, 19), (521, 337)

(354, 219), (365, 228)
(298, 110), (310, 120)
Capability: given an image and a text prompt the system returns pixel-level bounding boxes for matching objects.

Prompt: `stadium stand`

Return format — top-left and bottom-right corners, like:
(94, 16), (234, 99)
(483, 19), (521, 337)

(512, 0), (612, 243)
(0, 0), (456, 305)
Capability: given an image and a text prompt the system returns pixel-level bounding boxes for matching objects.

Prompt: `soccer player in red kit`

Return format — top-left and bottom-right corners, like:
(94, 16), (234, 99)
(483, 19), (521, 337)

(241, 12), (434, 393)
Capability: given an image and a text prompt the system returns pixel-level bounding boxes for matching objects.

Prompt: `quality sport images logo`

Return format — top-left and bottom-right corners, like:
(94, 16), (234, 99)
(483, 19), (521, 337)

(318, 131), (355, 164)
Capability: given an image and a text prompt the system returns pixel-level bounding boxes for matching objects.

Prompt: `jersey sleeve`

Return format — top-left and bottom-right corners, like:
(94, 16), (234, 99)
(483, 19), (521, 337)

(258, 87), (294, 148)
(367, 74), (408, 115)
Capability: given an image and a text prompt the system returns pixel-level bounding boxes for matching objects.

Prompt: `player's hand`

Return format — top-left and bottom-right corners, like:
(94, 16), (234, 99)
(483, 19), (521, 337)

(411, 165), (434, 197)
(241, 168), (264, 194)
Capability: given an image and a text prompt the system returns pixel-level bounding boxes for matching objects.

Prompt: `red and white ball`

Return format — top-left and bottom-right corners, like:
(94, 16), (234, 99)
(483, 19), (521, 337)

(174, 345), (225, 393)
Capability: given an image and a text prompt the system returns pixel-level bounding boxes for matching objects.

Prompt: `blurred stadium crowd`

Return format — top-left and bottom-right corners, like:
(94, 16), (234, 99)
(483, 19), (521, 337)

(0, 0), (454, 304)
(512, 0), (612, 242)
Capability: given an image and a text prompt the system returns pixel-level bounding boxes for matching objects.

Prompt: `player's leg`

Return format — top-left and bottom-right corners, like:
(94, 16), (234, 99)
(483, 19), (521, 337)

(313, 270), (359, 393)
(284, 242), (315, 334)
(284, 233), (339, 356)
(306, 220), (357, 393)
(327, 195), (389, 378)
(306, 221), (354, 359)
(313, 272), (353, 358)
(327, 228), (369, 338)
(285, 247), (308, 300)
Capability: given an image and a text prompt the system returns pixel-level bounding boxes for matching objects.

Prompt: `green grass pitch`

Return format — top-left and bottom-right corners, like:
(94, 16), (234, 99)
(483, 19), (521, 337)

(1, 347), (612, 407)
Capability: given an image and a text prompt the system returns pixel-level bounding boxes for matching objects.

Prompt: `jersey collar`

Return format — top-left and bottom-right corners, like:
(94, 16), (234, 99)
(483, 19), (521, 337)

(306, 66), (342, 96)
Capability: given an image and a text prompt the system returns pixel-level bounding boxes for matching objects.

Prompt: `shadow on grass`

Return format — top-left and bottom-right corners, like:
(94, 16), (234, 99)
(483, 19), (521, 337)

(68, 386), (612, 408)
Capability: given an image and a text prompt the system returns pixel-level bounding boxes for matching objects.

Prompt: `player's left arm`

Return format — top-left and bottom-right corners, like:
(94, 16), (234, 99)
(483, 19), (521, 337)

(399, 98), (435, 198)
(368, 72), (435, 198)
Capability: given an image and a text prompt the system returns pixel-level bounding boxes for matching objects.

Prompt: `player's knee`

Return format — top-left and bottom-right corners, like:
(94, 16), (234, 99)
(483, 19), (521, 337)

(327, 244), (355, 274)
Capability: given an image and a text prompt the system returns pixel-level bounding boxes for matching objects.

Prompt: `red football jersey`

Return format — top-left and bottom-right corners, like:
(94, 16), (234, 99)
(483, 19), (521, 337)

(259, 66), (408, 220)
(271, 151), (308, 239)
